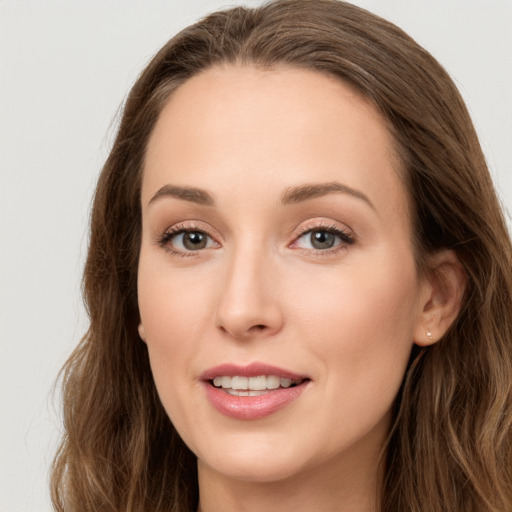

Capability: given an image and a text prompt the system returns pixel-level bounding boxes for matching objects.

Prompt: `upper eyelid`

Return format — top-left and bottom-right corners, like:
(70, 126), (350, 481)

(294, 219), (355, 237)
(164, 221), (220, 239)
(297, 223), (342, 235)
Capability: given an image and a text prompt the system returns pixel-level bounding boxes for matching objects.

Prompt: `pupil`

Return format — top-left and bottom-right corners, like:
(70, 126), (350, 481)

(183, 232), (207, 250)
(311, 230), (335, 249)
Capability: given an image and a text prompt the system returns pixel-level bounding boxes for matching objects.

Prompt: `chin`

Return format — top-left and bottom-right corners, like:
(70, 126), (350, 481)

(195, 433), (314, 483)
(200, 455), (306, 484)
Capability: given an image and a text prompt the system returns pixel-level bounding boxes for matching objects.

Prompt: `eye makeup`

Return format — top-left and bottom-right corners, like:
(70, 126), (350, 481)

(290, 220), (356, 257)
(155, 221), (220, 258)
(154, 217), (356, 260)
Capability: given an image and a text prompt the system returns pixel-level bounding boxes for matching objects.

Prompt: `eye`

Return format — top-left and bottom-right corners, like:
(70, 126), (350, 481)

(293, 226), (355, 252)
(173, 231), (212, 250)
(303, 230), (338, 250)
(158, 226), (219, 255)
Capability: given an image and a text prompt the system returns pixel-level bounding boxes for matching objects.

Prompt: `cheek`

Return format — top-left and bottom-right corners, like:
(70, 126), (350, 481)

(137, 257), (204, 397)
(295, 253), (418, 334)
(138, 270), (208, 445)
(292, 253), (419, 400)
(282, 255), (419, 456)
(138, 249), (210, 340)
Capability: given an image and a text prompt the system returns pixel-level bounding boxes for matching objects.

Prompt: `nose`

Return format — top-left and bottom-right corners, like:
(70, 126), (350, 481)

(215, 248), (284, 340)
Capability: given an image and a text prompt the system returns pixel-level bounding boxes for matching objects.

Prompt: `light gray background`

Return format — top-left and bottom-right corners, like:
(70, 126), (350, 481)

(1, 1), (511, 511)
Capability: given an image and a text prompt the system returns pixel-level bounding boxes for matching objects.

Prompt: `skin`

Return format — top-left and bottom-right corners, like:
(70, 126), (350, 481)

(137, 66), (463, 512)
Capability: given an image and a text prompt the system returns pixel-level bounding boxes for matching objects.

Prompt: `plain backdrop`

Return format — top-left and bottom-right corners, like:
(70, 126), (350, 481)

(1, 1), (511, 511)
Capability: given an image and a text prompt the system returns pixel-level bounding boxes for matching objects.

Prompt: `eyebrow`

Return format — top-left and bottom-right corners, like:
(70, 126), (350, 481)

(147, 181), (374, 210)
(148, 184), (215, 207)
(281, 181), (375, 210)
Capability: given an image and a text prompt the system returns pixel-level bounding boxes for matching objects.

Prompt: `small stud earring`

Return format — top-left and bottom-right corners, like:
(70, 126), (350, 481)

(426, 328), (433, 340)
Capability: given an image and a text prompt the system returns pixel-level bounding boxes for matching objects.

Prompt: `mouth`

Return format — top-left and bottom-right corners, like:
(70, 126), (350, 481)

(210, 375), (306, 396)
(201, 363), (310, 419)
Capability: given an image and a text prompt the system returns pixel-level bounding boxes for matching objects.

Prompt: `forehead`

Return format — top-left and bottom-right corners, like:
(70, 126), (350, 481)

(142, 65), (409, 223)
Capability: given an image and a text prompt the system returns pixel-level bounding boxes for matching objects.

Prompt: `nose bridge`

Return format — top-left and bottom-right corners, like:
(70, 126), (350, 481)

(215, 238), (283, 338)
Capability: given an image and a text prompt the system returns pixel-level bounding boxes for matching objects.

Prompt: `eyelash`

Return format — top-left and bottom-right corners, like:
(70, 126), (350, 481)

(156, 221), (356, 258)
(156, 222), (213, 258)
(293, 222), (356, 256)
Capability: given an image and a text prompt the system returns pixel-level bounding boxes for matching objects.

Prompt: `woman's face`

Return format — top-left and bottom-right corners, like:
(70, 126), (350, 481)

(138, 66), (430, 483)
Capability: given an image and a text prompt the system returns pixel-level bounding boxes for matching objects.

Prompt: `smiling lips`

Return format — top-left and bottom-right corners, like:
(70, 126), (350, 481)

(201, 363), (310, 419)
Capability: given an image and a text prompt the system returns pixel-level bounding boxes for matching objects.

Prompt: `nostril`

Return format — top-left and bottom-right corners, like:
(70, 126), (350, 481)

(217, 323), (269, 337)
(245, 324), (268, 334)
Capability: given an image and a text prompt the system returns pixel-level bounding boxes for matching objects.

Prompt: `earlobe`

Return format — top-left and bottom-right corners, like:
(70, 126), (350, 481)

(415, 250), (466, 347)
(138, 323), (147, 343)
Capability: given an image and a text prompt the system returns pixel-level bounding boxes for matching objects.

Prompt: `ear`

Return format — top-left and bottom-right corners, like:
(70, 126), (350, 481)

(414, 250), (466, 347)
(138, 322), (147, 343)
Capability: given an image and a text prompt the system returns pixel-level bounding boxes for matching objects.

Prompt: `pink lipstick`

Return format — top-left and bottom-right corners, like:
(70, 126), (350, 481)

(200, 362), (310, 420)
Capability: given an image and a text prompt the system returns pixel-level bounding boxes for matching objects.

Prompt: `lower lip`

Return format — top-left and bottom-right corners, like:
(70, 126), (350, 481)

(203, 381), (308, 420)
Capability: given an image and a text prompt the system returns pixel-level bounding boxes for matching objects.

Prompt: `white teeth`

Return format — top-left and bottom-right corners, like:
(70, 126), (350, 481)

(280, 378), (292, 388)
(248, 375), (267, 390)
(267, 375), (280, 389)
(212, 375), (301, 392)
(231, 376), (248, 389)
(226, 389), (267, 396)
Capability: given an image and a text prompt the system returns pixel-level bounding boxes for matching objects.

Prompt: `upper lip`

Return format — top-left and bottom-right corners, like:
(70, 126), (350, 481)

(200, 362), (309, 381)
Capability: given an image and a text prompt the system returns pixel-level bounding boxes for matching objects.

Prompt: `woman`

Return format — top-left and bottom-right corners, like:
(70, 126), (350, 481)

(51, 1), (512, 511)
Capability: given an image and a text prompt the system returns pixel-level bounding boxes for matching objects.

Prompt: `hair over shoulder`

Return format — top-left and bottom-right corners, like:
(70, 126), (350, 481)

(51, 1), (512, 511)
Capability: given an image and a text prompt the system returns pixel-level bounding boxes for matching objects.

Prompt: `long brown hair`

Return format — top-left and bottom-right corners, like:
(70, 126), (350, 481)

(51, 1), (512, 510)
